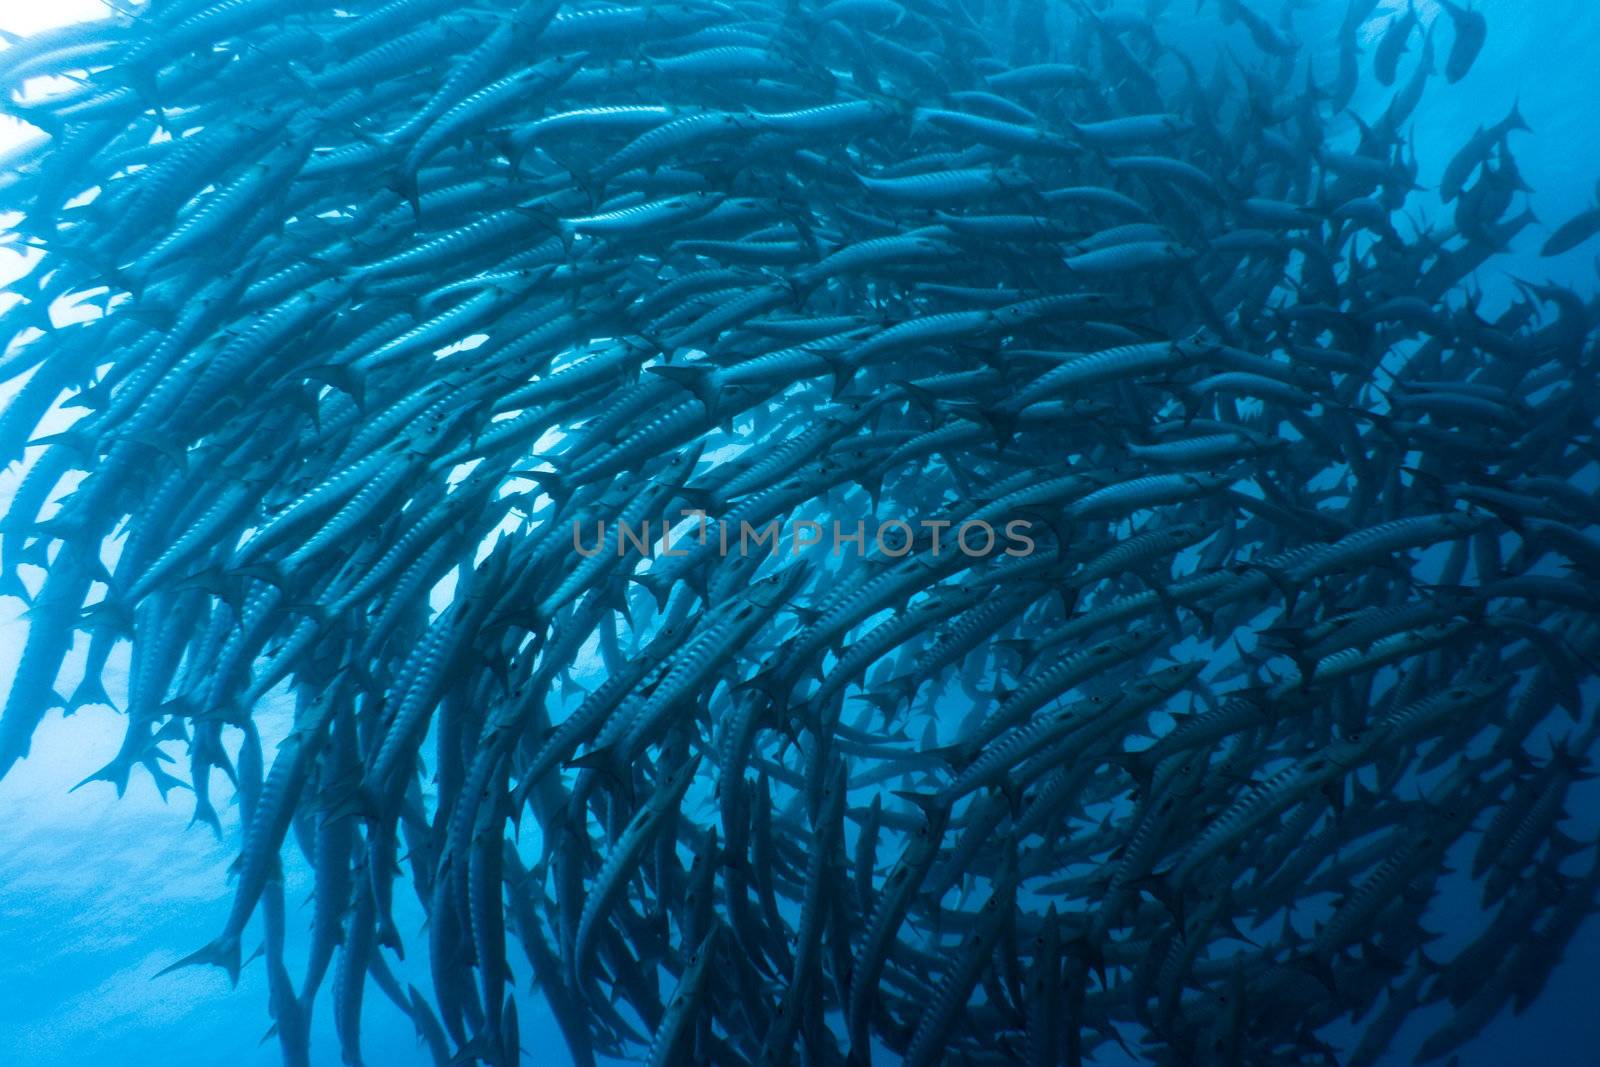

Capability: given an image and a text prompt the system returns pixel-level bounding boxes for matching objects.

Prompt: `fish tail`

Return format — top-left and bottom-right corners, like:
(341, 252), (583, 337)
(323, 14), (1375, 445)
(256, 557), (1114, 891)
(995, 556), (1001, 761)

(154, 933), (242, 987)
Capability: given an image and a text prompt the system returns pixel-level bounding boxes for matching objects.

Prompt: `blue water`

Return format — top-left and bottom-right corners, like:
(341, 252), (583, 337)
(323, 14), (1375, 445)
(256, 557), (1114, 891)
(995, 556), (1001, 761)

(2, 1), (1599, 1064)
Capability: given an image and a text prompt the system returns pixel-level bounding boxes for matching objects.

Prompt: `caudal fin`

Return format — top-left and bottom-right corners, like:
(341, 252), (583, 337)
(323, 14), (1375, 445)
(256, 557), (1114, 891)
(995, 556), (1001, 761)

(154, 933), (242, 987)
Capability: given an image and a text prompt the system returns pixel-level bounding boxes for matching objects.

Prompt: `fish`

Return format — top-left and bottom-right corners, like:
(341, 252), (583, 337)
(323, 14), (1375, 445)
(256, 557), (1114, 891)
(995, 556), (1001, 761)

(1373, 1), (1419, 86)
(1542, 184), (1600, 257)
(0, 0), (1597, 1066)
(1438, 0), (1488, 83)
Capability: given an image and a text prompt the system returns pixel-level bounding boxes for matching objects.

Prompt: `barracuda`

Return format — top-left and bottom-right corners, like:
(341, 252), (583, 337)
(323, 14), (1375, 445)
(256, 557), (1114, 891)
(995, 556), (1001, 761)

(2, 2), (1598, 1066)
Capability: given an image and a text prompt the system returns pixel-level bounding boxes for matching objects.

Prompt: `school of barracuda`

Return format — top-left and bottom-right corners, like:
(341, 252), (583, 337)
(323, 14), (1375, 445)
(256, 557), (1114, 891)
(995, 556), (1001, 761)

(1, 0), (1598, 1063)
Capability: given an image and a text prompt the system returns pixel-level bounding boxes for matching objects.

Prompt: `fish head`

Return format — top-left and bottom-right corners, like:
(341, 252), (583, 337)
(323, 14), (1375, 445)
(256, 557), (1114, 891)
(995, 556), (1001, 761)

(993, 167), (1033, 191)
(1175, 326), (1225, 358)
(746, 560), (811, 608)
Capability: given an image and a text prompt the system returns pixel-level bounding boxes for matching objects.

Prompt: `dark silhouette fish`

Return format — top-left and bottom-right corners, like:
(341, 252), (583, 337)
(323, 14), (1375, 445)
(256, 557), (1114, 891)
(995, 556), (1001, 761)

(1438, 0), (1487, 84)
(0, 1), (1597, 1066)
